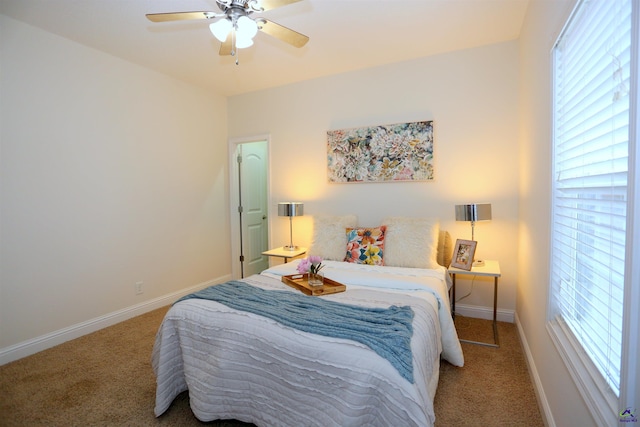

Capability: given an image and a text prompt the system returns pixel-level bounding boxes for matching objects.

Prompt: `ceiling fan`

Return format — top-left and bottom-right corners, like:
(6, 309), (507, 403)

(146, 0), (309, 61)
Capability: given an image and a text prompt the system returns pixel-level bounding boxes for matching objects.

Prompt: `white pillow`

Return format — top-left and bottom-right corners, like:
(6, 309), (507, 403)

(382, 217), (440, 269)
(308, 214), (358, 261)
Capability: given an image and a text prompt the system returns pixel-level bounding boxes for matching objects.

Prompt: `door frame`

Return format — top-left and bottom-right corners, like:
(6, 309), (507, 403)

(228, 134), (272, 279)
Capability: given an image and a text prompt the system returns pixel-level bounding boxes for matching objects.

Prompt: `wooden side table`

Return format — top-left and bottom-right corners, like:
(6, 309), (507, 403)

(262, 247), (307, 263)
(449, 260), (501, 348)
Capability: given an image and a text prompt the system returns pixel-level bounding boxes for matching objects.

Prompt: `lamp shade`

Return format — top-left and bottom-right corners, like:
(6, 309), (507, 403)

(278, 202), (304, 217)
(237, 16), (258, 40)
(235, 37), (254, 49)
(210, 18), (232, 42)
(455, 204), (492, 222)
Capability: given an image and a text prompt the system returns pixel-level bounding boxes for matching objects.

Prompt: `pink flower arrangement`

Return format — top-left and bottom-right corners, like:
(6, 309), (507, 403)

(297, 255), (324, 275)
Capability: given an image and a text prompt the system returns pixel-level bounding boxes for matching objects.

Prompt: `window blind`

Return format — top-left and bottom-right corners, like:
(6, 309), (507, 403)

(551, 0), (631, 397)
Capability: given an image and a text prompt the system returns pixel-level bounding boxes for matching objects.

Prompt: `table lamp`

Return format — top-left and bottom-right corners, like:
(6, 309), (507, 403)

(278, 202), (304, 250)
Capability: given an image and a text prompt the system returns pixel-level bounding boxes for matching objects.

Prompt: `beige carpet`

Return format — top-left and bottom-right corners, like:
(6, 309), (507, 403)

(435, 315), (544, 426)
(0, 307), (543, 426)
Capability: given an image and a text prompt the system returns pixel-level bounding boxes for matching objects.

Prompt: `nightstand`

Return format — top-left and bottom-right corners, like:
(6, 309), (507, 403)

(262, 247), (307, 263)
(449, 260), (501, 348)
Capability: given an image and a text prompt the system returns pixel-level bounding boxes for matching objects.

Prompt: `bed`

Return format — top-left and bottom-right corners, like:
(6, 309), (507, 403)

(152, 215), (464, 427)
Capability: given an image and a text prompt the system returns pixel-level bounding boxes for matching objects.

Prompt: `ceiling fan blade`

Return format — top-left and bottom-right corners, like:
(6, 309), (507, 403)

(258, 19), (309, 48)
(258, 0), (302, 12)
(145, 11), (217, 23)
(219, 36), (233, 56)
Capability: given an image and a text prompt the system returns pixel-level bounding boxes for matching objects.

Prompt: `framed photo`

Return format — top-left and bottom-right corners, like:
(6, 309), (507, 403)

(451, 239), (477, 271)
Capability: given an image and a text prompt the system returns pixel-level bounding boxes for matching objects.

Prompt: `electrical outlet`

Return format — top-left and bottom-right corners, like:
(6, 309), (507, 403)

(135, 281), (144, 295)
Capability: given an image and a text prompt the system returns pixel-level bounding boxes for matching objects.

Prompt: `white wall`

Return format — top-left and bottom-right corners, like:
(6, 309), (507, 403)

(228, 41), (520, 319)
(0, 15), (230, 358)
(517, 1), (599, 426)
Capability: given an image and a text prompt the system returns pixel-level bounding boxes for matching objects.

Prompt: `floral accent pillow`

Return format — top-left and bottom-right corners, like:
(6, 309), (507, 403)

(344, 226), (386, 265)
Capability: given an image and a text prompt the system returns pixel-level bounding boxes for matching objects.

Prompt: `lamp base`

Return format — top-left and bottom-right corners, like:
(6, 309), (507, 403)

(473, 259), (485, 267)
(283, 245), (300, 251)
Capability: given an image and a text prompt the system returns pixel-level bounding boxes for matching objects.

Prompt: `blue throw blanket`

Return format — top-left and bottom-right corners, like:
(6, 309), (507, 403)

(177, 281), (415, 383)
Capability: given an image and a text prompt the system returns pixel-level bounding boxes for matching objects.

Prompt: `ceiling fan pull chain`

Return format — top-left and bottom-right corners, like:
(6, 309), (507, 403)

(233, 28), (240, 65)
(231, 26), (237, 57)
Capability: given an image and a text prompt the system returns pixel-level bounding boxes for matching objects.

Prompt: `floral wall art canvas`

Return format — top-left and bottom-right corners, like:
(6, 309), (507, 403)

(327, 120), (434, 183)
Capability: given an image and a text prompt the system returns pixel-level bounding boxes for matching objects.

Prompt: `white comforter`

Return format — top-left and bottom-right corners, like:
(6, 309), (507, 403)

(152, 261), (464, 427)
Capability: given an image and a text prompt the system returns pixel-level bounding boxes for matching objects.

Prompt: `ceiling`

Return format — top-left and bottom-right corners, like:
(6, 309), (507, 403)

(0, 0), (530, 97)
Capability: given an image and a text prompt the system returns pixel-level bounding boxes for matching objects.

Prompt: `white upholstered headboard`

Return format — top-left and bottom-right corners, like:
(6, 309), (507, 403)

(307, 214), (452, 269)
(437, 230), (453, 268)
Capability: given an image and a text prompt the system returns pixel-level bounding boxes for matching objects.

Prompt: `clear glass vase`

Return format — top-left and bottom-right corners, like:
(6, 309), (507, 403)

(308, 272), (324, 287)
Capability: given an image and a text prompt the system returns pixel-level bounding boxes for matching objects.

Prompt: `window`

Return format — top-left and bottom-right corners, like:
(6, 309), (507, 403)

(549, 0), (637, 424)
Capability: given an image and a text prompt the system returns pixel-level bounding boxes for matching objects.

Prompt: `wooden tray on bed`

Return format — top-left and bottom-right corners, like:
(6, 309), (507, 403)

(281, 273), (346, 296)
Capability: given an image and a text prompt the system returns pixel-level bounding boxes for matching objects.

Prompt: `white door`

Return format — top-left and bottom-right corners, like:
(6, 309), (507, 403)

(239, 141), (269, 276)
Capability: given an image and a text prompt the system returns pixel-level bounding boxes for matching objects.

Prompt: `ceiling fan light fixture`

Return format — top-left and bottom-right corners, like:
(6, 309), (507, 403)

(210, 18), (232, 42)
(146, 0), (309, 59)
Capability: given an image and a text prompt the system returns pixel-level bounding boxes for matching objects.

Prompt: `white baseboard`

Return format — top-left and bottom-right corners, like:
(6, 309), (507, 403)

(454, 303), (515, 323)
(515, 312), (556, 427)
(0, 275), (232, 366)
